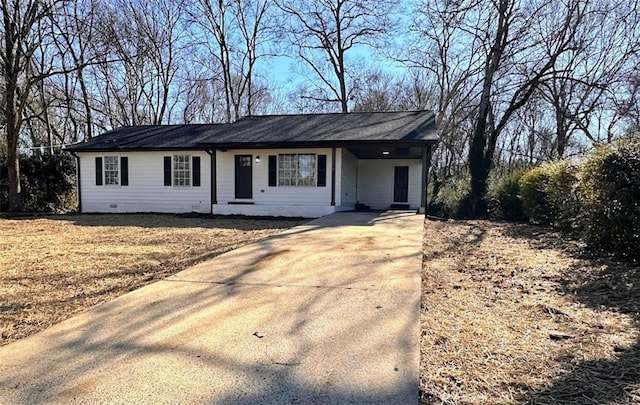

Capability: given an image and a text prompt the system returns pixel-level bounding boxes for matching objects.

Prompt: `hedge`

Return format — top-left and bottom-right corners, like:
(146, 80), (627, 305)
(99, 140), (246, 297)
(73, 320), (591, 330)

(579, 138), (640, 260)
(489, 136), (639, 260)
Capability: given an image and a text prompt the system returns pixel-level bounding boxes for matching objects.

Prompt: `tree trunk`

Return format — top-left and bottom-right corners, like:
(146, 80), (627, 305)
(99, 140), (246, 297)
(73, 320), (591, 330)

(463, 0), (510, 217)
(3, 49), (23, 211)
(467, 131), (489, 217)
(5, 102), (23, 211)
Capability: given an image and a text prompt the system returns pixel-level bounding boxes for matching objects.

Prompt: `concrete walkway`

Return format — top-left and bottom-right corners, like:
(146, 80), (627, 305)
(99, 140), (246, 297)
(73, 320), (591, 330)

(0, 211), (423, 404)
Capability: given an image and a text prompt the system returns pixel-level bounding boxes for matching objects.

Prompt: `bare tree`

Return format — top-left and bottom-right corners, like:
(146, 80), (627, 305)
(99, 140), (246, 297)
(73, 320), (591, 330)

(51, 0), (98, 141)
(401, 0), (485, 181)
(188, 0), (274, 122)
(277, 0), (393, 113)
(463, 0), (587, 217)
(538, 0), (640, 155)
(86, 0), (186, 127)
(351, 68), (437, 112)
(351, 69), (404, 112)
(0, 0), (70, 212)
(619, 75), (640, 133)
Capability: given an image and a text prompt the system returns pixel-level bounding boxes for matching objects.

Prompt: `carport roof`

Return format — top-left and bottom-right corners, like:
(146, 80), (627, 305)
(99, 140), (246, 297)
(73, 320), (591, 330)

(65, 110), (438, 153)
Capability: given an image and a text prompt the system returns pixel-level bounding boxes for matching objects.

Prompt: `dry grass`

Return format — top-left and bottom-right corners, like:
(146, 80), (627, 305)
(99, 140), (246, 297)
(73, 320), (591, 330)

(0, 214), (306, 346)
(421, 219), (640, 404)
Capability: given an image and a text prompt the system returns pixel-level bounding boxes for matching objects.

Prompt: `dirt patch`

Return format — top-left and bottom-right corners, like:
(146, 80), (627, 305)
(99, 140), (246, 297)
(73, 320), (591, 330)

(0, 214), (306, 346)
(421, 219), (640, 404)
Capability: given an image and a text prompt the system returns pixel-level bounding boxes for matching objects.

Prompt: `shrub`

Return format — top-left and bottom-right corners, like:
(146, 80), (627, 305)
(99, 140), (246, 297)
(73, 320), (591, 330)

(428, 174), (471, 218)
(519, 166), (552, 225)
(579, 137), (640, 260)
(0, 152), (76, 213)
(488, 169), (527, 221)
(519, 161), (580, 229)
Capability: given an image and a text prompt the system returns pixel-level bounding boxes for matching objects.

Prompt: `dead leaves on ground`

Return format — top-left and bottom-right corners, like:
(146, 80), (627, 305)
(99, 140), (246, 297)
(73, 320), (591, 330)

(421, 220), (640, 404)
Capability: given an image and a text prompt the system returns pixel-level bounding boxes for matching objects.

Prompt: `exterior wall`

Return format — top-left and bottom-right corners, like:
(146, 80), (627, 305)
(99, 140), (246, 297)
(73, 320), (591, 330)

(213, 147), (336, 218)
(79, 151), (211, 213)
(338, 148), (357, 211)
(77, 147), (424, 216)
(356, 159), (422, 209)
(212, 204), (336, 217)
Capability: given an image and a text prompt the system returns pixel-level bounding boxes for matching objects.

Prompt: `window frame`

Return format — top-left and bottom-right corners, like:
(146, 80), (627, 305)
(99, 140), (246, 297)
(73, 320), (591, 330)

(277, 153), (317, 187)
(172, 154), (191, 187)
(103, 155), (120, 186)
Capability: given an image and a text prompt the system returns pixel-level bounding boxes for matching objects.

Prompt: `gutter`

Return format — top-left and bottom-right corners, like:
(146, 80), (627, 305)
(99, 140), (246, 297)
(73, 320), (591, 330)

(205, 149), (216, 213)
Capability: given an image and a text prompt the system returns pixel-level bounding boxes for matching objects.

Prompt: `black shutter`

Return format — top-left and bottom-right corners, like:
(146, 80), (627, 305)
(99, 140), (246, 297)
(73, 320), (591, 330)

(95, 157), (103, 185)
(164, 156), (172, 186)
(317, 154), (327, 187)
(192, 156), (201, 187)
(268, 155), (277, 187)
(120, 157), (129, 186)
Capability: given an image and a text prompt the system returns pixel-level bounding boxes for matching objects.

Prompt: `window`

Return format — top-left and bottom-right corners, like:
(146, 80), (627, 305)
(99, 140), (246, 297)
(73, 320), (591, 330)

(164, 155), (200, 187)
(278, 153), (316, 186)
(173, 155), (191, 186)
(96, 156), (128, 186)
(104, 156), (119, 185)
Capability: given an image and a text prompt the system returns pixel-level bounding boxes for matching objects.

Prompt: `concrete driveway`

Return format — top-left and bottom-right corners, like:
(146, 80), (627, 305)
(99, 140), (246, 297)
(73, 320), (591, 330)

(0, 211), (423, 404)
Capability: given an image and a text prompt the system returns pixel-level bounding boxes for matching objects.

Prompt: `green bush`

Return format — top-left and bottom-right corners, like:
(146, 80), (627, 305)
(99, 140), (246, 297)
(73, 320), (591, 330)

(518, 161), (580, 229)
(1, 152), (77, 213)
(519, 166), (553, 225)
(427, 174), (470, 218)
(579, 138), (640, 260)
(488, 169), (527, 221)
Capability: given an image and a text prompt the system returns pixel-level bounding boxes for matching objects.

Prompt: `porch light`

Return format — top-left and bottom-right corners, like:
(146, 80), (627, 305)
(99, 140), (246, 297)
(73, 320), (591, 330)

(255, 156), (261, 164)
(382, 151), (390, 155)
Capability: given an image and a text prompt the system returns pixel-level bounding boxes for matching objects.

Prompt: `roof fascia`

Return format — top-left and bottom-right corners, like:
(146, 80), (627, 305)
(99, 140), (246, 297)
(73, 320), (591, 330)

(64, 146), (210, 153)
(201, 139), (438, 150)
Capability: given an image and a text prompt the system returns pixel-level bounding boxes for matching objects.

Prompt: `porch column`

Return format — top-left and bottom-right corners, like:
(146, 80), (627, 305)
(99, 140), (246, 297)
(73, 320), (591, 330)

(207, 149), (217, 208)
(420, 145), (432, 214)
(331, 147), (336, 206)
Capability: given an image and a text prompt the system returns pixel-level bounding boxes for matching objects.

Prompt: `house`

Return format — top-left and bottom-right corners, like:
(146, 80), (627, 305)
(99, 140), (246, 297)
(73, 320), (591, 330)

(65, 111), (438, 218)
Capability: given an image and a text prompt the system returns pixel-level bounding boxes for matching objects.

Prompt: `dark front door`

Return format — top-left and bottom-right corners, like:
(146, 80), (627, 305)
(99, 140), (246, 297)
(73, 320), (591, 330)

(235, 155), (252, 199)
(394, 166), (409, 203)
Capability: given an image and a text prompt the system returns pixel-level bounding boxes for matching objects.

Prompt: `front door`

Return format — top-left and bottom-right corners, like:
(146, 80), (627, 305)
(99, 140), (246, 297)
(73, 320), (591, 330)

(394, 166), (409, 203)
(235, 155), (252, 199)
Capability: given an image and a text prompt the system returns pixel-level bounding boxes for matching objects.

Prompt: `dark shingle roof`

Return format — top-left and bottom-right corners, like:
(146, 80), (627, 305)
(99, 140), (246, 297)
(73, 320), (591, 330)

(64, 124), (228, 151)
(65, 111), (437, 152)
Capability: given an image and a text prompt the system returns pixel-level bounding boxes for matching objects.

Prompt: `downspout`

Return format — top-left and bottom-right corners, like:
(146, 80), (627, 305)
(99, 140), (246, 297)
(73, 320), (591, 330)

(205, 149), (216, 214)
(70, 152), (82, 213)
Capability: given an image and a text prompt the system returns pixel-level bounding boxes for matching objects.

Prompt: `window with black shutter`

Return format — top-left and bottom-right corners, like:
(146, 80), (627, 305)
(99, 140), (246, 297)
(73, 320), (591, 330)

(192, 156), (201, 187)
(95, 157), (103, 185)
(268, 155), (277, 186)
(163, 156), (172, 186)
(317, 154), (327, 187)
(120, 157), (129, 186)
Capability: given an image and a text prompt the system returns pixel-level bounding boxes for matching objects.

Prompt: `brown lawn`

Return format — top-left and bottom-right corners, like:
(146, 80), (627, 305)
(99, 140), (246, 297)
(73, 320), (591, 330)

(421, 219), (640, 404)
(0, 214), (306, 346)
(3, 213), (639, 403)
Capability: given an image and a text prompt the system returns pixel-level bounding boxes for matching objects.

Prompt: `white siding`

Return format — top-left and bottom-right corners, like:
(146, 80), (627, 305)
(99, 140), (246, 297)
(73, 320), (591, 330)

(339, 148), (357, 210)
(78, 147), (424, 217)
(357, 159), (422, 209)
(214, 148), (334, 212)
(79, 151), (211, 213)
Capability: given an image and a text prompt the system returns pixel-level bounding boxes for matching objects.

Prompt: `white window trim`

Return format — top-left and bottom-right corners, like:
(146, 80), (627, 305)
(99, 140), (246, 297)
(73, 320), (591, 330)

(277, 153), (317, 187)
(172, 154), (192, 187)
(103, 155), (120, 186)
